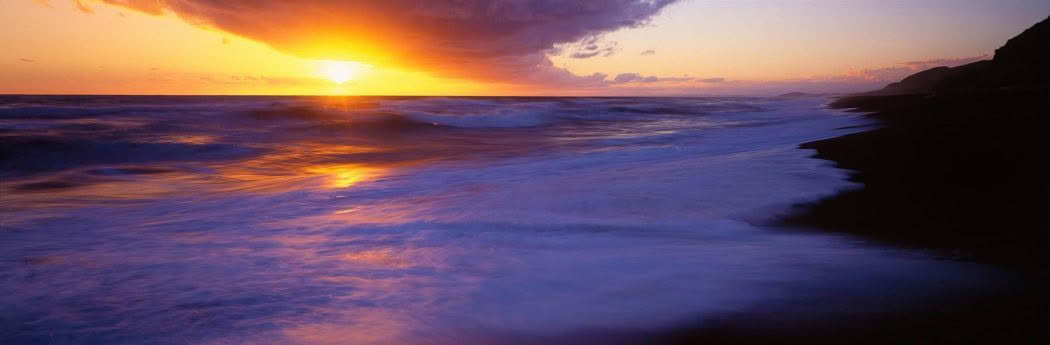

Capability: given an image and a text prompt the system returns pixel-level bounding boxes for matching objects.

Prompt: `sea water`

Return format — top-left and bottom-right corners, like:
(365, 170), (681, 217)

(0, 95), (1000, 344)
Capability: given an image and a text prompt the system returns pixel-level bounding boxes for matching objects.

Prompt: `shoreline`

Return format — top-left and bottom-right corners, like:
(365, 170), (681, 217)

(773, 89), (1050, 342)
(785, 90), (1050, 273)
(639, 89), (1050, 344)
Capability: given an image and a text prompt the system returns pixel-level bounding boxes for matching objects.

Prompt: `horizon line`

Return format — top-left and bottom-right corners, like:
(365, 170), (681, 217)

(0, 92), (840, 98)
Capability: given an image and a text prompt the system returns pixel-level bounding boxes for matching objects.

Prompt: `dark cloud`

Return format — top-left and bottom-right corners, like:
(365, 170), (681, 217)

(640, 49), (655, 55)
(697, 77), (724, 83)
(613, 73), (643, 83)
(569, 46), (615, 59)
(101, 0), (678, 86)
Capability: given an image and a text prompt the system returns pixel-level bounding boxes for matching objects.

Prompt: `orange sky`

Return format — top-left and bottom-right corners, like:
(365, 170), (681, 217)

(2, 0), (1047, 96)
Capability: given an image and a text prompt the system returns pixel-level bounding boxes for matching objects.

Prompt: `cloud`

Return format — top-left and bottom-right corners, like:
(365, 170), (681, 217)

(612, 73), (693, 84)
(640, 49), (655, 56)
(20, 58), (36, 63)
(569, 51), (602, 59)
(601, 54), (987, 96)
(838, 55), (987, 83)
(74, 0), (93, 13)
(613, 73), (644, 83)
(261, 76), (329, 86)
(901, 54), (988, 70)
(845, 66), (915, 82)
(194, 74), (327, 86)
(568, 47), (615, 59)
(553, 35), (618, 59)
(99, 0), (679, 86)
(660, 76), (695, 82)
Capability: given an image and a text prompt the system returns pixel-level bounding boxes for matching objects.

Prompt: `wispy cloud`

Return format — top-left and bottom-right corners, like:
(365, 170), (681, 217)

(569, 46), (616, 59)
(74, 0), (93, 13)
(19, 58), (36, 63)
(554, 35), (618, 59)
(640, 49), (655, 56)
(599, 54), (988, 96)
(612, 73), (694, 84)
(192, 74), (326, 87)
(261, 76), (330, 86)
(901, 54), (988, 70)
(839, 54), (989, 83)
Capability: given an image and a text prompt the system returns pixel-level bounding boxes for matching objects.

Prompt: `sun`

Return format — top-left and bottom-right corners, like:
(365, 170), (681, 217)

(320, 60), (361, 84)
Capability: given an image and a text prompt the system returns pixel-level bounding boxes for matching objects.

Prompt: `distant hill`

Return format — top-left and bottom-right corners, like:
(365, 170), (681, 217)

(863, 16), (1049, 96)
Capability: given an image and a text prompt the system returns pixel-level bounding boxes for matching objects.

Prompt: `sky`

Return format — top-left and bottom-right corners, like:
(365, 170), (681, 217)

(2, 0), (1048, 96)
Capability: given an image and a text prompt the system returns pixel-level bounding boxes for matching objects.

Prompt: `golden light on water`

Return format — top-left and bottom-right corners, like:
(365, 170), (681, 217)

(305, 164), (384, 188)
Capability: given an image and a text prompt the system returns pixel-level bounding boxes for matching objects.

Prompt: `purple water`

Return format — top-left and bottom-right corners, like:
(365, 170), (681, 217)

(0, 95), (1001, 344)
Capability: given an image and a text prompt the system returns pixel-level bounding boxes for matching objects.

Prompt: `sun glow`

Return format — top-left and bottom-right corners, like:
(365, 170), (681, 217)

(320, 60), (366, 84)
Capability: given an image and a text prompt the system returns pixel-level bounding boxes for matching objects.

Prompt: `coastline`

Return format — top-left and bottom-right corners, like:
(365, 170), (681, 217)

(763, 89), (1050, 343)
(641, 89), (1050, 344)
(783, 17), (1050, 272)
(785, 90), (1050, 273)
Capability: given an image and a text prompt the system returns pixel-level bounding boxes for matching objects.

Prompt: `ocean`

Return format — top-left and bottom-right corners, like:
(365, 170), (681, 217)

(0, 95), (1002, 344)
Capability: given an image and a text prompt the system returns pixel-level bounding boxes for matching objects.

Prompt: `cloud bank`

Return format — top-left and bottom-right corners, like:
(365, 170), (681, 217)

(611, 73), (695, 84)
(98, 0), (678, 86)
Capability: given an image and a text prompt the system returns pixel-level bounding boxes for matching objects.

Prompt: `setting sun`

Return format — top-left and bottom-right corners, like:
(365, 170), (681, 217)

(320, 60), (364, 84)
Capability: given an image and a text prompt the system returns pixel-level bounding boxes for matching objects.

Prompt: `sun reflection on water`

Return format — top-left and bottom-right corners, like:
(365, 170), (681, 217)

(305, 164), (384, 188)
